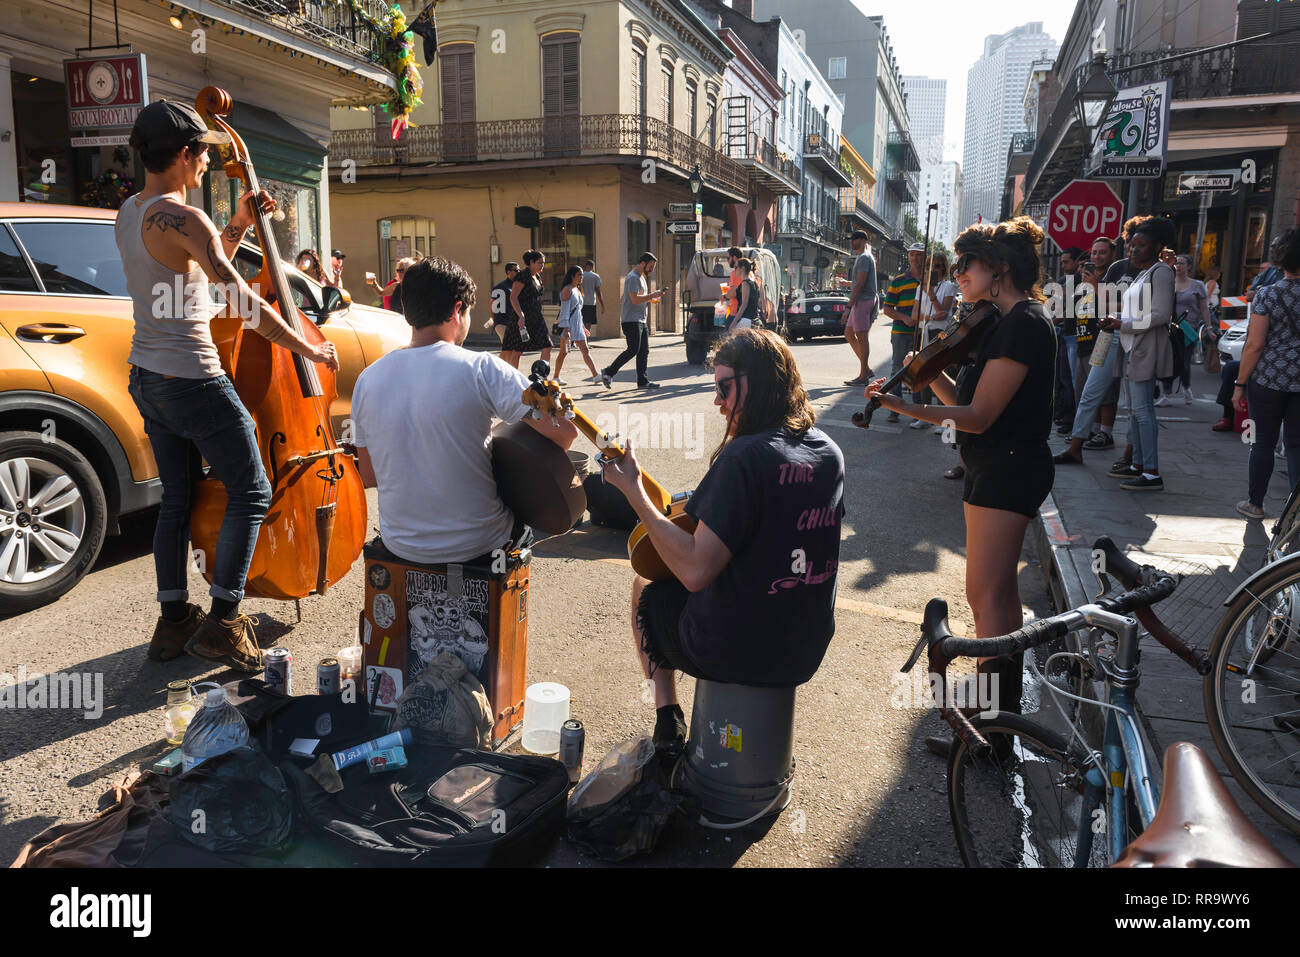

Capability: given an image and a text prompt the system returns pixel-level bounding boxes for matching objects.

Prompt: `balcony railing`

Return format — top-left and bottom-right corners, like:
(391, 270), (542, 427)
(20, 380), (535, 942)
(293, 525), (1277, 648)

(1106, 39), (1300, 100)
(185, 0), (389, 60)
(727, 133), (802, 194)
(886, 130), (921, 173)
(1009, 132), (1036, 155)
(330, 113), (750, 197)
(802, 132), (852, 186)
(885, 167), (918, 203)
(777, 218), (849, 251)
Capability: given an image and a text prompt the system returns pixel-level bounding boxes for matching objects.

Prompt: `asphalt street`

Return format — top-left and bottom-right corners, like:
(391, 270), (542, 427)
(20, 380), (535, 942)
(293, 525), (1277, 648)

(0, 321), (1054, 867)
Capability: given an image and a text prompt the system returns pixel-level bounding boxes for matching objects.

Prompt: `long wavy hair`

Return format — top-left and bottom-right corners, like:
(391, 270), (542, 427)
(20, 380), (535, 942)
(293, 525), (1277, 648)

(710, 328), (816, 465)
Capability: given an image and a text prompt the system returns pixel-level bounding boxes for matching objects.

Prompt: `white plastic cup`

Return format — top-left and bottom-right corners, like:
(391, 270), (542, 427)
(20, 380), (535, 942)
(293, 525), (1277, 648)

(337, 645), (363, 682)
(521, 682), (570, 754)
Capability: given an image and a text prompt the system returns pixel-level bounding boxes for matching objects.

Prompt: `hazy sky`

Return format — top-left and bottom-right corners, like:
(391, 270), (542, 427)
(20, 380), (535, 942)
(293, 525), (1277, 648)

(851, 0), (1077, 164)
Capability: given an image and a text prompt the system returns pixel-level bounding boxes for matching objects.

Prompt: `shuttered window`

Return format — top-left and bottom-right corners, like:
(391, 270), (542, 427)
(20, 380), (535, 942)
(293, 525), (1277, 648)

(632, 43), (647, 115)
(440, 43), (476, 159)
(660, 64), (673, 126)
(686, 82), (698, 138)
(542, 32), (580, 156)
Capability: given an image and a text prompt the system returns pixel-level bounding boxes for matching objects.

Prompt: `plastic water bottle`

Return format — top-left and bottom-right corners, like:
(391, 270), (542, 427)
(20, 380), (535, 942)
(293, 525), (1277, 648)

(181, 687), (250, 773)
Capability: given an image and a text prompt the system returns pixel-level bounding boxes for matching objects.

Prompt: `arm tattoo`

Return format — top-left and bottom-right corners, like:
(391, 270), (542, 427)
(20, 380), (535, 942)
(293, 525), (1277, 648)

(204, 236), (238, 283)
(144, 210), (189, 234)
(260, 320), (290, 344)
(222, 222), (244, 244)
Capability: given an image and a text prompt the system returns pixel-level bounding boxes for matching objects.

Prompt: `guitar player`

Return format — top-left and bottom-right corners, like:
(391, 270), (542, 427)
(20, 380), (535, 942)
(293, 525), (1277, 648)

(349, 257), (577, 565)
(600, 328), (845, 755)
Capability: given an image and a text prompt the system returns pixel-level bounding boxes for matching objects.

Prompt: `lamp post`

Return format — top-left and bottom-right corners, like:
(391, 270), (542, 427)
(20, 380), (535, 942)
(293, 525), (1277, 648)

(689, 164), (703, 196)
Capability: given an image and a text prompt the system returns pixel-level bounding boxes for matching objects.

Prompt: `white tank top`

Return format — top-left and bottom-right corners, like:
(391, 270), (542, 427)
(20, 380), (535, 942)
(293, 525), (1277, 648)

(116, 193), (223, 379)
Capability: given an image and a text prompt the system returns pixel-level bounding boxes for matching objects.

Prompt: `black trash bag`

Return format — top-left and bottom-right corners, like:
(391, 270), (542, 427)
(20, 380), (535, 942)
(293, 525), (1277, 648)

(565, 737), (697, 862)
(168, 746), (292, 856)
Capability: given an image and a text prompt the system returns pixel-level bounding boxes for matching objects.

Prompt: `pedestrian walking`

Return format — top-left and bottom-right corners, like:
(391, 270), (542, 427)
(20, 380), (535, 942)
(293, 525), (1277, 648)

(488, 261), (518, 354)
(1097, 216), (1176, 491)
(842, 229), (878, 386)
(553, 265), (603, 386)
(879, 243), (925, 422)
(1053, 247), (1085, 431)
(1203, 264), (1222, 372)
(602, 252), (665, 389)
(580, 259), (605, 329)
(726, 258), (761, 335)
(367, 256), (414, 315)
(1233, 227), (1300, 519)
(1157, 253), (1210, 406)
(501, 249), (552, 369)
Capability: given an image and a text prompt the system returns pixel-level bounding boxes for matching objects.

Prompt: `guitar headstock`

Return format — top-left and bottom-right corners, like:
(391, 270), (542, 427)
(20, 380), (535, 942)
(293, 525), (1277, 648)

(519, 360), (621, 455)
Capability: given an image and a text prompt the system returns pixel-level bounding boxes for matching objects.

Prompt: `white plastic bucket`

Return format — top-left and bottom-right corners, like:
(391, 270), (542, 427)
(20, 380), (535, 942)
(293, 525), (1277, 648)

(521, 681), (570, 754)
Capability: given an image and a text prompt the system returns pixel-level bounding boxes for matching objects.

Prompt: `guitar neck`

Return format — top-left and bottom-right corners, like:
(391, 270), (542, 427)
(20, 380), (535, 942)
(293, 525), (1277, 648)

(565, 406), (673, 512)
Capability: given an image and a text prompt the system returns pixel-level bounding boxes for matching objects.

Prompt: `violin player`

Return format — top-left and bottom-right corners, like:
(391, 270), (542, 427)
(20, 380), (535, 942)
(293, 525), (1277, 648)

(865, 217), (1056, 746)
(119, 100), (339, 672)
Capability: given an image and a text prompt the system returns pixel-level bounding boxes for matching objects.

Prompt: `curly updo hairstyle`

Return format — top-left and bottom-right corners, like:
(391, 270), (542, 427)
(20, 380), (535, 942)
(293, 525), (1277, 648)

(953, 215), (1046, 301)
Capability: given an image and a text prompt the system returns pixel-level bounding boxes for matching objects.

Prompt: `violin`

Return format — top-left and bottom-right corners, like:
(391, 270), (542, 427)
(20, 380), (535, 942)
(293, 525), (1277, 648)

(518, 363), (694, 581)
(851, 300), (999, 429)
(188, 87), (367, 600)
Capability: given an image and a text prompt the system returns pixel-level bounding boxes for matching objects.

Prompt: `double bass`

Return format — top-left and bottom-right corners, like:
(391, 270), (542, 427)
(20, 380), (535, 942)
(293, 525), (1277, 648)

(189, 87), (366, 600)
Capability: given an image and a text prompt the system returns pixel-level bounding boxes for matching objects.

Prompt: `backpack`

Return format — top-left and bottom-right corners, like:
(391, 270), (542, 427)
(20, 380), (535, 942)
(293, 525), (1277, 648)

(582, 472), (640, 530)
(280, 743), (569, 867)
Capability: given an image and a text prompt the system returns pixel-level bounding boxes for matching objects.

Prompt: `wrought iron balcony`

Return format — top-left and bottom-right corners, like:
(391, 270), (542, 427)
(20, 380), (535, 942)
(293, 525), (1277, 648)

(1009, 132), (1036, 155)
(177, 0), (390, 61)
(1105, 39), (1300, 100)
(885, 167), (918, 203)
(726, 133), (802, 195)
(330, 113), (750, 199)
(802, 132), (853, 187)
(776, 217), (850, 252)
(886, 130), (921, 173)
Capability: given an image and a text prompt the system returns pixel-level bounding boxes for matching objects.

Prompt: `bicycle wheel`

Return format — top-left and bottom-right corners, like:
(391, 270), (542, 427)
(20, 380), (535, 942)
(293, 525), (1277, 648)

(949, 712), (1129, 867)
(1268, 487), (1300, 566)
(1205, 559), (1300, 835)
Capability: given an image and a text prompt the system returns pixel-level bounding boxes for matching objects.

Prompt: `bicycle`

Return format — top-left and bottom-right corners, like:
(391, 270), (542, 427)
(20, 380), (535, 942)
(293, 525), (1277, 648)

(1265, 482), (1300, 566)
(904, 538), (1211, 866)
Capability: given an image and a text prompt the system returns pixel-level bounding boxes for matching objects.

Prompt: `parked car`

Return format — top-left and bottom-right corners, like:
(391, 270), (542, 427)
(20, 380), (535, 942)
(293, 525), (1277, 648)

(1219, 316), (1247, 364)
(682, 246), (781, 365)
(781, 289), (853, 341)
(0, 202), (410, 613)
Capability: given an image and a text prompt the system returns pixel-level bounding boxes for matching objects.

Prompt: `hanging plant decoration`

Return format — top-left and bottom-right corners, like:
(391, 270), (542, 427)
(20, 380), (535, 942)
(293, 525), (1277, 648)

(81, 168), (135, 210)
(379, 2), (424, 140)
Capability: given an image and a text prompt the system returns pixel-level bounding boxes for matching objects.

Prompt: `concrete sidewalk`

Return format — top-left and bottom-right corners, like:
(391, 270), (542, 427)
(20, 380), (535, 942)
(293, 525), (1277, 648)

(1031, 356), (1300, 861)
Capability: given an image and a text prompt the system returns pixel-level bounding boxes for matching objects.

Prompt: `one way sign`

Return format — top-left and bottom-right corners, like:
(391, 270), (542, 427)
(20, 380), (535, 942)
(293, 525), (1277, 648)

(666, 220), (700, 235)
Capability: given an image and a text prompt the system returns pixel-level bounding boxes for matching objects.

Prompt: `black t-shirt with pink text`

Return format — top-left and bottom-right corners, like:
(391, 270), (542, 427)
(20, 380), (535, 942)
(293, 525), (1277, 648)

(680, 426), (844, 686)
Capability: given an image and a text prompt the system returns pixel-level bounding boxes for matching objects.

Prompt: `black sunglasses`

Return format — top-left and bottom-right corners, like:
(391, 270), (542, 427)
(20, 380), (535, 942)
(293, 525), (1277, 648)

(954, 253), (982, 276)
(715, 374), (746, 401)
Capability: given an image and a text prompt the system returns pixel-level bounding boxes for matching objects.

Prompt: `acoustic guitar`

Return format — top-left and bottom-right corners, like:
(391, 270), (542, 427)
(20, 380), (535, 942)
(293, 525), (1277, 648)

(517, 363), (694, 581)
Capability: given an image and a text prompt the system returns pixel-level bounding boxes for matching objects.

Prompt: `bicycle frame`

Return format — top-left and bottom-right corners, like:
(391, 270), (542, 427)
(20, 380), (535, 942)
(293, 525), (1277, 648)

(1067, 606), (1160, 865)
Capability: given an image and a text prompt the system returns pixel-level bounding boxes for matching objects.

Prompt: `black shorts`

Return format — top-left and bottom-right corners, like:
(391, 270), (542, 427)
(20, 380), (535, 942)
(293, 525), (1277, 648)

(959, 443), (1053, 518)
(636, 579), (712, 680)
(581, 304), (598, 327)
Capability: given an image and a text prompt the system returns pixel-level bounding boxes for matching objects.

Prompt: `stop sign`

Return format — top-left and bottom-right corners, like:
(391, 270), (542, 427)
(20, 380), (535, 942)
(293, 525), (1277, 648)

(1047, 180), (1123, 251)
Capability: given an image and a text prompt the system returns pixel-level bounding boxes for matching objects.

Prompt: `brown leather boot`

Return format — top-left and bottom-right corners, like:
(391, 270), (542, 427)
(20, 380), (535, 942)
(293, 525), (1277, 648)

(184, 614), (263, 673)
(147, 604), (206, 661)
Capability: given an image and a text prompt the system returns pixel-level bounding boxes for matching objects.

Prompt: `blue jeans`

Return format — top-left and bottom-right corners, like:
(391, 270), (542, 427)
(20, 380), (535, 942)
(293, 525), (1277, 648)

(127, 368), (272, 604)
(1125, 372), (1159, 473)
(1070, 341), (1120, 440)
(1246, 381), (1300, 507)
(890, 333), (913, 399)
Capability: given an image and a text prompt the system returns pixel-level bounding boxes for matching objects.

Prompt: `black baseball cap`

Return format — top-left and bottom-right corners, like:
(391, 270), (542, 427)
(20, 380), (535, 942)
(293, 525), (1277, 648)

(331, 249), (346, 259)
(850, 229), (869, 241)
(131, 100), (231, 150)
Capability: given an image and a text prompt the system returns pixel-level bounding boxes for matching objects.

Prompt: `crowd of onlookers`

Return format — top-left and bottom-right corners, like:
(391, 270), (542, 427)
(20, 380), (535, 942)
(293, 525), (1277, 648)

(846, 219), (1300, 515)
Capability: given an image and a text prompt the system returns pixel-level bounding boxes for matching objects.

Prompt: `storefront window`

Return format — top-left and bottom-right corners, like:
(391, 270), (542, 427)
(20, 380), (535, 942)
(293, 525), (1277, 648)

(538, 213), (594, 303)
(206, 169), (319, 261)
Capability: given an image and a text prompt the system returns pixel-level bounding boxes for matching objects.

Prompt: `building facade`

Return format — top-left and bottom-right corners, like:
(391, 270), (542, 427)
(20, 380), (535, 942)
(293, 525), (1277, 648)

(330, 0), (749, 337)
(903, 75), (951, 249)
(960, 22), (1059, 229)
(752, 0), (917, 277)
(0, 0), (396, 255)
(1021, 0), (1298, 294)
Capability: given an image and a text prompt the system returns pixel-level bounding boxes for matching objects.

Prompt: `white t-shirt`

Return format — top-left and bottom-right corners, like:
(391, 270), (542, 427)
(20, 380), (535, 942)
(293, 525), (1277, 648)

(351, 341), (532, 564)
(918, 279), (957, 328)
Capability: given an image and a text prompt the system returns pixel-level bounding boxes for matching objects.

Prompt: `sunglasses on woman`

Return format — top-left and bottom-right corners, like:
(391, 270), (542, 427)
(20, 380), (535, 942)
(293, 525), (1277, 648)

(715, 374), (745, 401)
(954, 253), (982, 276)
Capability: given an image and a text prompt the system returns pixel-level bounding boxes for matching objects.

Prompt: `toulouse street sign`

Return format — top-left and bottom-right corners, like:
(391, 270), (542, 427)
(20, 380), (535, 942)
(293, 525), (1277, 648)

(1087, 79), (1170, 180)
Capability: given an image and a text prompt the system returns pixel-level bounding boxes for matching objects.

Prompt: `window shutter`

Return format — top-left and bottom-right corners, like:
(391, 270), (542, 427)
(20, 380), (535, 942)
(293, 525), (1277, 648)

(542, 34), (579, 118)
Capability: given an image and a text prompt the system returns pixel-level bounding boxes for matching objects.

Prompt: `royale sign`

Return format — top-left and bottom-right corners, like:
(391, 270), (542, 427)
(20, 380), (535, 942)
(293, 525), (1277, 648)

(1087, 79), (1170, 179)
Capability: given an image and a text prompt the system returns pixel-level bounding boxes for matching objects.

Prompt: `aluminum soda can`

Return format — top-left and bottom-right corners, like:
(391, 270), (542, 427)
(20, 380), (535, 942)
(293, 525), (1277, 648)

(317, 657), (341, 696)
(264, 647), (292, 696)
(559, 719), (585, 784)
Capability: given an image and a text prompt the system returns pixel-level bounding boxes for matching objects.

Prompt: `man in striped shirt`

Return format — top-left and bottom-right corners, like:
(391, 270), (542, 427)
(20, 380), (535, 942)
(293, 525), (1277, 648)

(880, 243), (925, 423)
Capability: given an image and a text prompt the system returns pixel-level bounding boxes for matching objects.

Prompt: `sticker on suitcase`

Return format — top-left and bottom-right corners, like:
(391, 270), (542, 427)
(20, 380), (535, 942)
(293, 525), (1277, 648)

(405, 570), (492, 685)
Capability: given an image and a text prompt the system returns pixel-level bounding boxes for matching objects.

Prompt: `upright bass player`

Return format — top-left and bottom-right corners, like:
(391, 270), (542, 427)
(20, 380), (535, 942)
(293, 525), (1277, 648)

(120, 99), (338, 672)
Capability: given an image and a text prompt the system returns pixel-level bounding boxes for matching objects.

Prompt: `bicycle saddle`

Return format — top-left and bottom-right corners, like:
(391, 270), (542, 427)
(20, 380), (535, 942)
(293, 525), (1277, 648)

(1113, 742), (1293, 868)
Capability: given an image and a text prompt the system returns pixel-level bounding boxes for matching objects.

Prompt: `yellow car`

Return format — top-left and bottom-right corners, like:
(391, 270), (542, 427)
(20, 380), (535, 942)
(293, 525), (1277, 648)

(0, 202), (410, 613)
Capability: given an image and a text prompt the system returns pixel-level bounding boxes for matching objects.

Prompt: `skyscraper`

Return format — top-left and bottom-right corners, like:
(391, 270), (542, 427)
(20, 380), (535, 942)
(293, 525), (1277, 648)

(903, 75), (949, 246)
(961, 23), (1058, 229)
